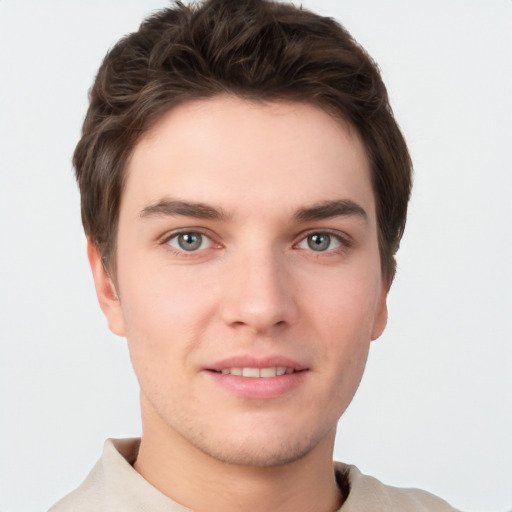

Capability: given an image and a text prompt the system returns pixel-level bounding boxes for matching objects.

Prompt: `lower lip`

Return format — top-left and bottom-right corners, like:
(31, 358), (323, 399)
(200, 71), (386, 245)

(205, 370), (308, 399)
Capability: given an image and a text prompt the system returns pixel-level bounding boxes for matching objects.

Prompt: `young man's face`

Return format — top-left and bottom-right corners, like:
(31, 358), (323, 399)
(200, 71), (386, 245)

(92, 96), (387, 466)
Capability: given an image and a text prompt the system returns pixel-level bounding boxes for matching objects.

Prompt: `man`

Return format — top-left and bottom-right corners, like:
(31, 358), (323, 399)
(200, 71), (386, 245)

(50, 0), (457, 510)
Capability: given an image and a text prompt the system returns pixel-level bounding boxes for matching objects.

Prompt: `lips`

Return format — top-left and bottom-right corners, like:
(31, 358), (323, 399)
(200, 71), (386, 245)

(204, 356), (308, 399)
(215, 367), (295, 377)
(206, 355), (307, 375)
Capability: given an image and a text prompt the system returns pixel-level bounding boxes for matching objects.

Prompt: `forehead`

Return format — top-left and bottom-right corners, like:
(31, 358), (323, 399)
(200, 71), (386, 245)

(123, 95), (375, 221)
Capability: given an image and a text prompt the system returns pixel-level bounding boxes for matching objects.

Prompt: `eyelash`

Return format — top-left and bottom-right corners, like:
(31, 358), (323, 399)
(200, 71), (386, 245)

(160, 229), (352, 256)
(294, 230), (352, 256)
(161, 229), (219, 256)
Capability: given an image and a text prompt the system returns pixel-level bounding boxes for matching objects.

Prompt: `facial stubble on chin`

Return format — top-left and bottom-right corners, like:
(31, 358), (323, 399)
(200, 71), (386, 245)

(178, 417), (336, 468)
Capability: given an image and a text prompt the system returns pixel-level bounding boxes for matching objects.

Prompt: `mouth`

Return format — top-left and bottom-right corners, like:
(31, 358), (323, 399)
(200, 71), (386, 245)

(204, 359), (308, 399)
(210, 367), (299, 378)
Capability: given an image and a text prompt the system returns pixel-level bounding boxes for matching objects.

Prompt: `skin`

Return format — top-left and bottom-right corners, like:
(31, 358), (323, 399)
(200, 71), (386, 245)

(89, 96), (388, 512)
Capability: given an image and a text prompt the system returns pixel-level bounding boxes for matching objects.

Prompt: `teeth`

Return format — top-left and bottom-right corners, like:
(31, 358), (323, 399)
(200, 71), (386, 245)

(260, 367), (277, 377)
(242, 367), (260, 378)
(218, 367), (295, 377)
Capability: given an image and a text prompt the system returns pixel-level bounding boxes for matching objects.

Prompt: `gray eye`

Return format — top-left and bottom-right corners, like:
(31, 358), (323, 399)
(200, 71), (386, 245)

(307, 233), (331, 251)
(177, 232), (203, 251)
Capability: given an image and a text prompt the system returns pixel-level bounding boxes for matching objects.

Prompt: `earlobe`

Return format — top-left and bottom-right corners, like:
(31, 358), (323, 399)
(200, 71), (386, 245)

(371, 286), (388, 341)
(87, 240), (126, 337)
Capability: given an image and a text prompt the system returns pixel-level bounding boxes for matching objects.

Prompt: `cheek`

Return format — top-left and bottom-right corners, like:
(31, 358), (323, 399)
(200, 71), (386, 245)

(307, 270), (381, 344)
(119, 262), (214, 332)
(117, 263), (223, 384)
(305, 270), (380, 402)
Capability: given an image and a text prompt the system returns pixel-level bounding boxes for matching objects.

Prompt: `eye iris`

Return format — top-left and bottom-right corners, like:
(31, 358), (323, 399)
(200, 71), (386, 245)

(178, 233), (202, 251)
(307, 233), (330, 251)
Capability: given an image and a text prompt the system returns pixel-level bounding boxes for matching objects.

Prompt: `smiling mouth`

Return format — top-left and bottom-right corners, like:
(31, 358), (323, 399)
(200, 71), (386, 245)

(210, 367), (301, 378)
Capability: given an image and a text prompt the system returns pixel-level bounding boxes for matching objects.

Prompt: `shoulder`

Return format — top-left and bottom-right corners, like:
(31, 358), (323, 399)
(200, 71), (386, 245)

(48, 438), (137, 512)
(48, 438), (190, 512)
(48, 458), (106, 512)
(335, 462), (460, 512)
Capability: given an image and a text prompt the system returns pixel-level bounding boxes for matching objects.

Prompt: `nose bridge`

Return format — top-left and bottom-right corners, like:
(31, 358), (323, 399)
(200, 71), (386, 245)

(221, 241), (298, 333)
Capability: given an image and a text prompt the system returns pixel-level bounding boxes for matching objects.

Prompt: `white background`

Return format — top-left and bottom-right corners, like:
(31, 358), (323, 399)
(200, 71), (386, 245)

(1, 1), (511, 511)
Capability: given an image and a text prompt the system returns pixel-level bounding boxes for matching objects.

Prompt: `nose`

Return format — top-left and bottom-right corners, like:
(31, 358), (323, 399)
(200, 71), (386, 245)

(220, 248), (299, 334)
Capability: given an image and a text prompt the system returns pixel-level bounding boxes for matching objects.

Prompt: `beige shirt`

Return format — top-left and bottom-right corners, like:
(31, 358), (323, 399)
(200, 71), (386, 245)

(49, 438), (458, 511)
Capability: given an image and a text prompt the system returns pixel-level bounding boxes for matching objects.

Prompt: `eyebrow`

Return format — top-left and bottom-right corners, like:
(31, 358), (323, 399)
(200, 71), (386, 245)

(140, 198), (367, 223)
(140, 199), (230, 221)
(294, 199), (368, 222)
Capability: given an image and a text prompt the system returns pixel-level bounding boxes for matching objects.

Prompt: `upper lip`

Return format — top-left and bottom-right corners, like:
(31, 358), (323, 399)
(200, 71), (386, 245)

(206, 355), (308, 372)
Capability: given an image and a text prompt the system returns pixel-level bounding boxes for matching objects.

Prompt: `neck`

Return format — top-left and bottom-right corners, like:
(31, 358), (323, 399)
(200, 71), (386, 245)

(133, 401), (343, 512)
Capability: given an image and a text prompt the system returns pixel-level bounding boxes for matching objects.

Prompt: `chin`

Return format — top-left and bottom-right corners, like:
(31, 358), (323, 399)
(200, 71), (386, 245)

(202, 438), (317, 467)
(188, 421), (333, 468)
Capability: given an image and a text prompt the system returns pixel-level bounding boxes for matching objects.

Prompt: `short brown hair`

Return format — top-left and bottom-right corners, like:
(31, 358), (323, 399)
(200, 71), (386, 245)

(74, 0), (412, 283)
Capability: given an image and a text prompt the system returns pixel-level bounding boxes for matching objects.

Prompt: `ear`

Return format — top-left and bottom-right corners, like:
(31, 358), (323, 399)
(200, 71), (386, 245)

(371, 283), (388, 341)
(87, 240), (126, 337)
